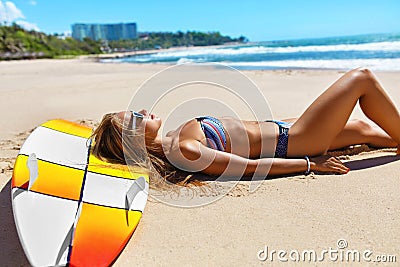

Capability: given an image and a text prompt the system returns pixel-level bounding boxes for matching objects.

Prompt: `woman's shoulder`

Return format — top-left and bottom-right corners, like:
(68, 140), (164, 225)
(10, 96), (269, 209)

(165, 138), (204, 167)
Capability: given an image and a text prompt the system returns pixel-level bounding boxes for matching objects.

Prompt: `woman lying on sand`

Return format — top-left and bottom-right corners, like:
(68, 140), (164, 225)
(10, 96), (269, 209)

(91, 68), (400, 184)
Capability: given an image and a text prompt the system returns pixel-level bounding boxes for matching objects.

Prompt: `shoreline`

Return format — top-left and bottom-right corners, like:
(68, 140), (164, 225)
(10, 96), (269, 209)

(0, 59), (399, 266)
(87, 57), (400, 73)
(86, 43), (242, 61)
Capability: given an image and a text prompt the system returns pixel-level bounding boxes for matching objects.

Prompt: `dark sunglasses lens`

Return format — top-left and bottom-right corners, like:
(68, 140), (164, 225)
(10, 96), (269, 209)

(133, 111), (144, 118)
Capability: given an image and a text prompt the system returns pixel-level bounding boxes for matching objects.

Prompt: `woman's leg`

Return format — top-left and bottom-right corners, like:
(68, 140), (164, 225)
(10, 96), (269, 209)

(284, 118), (397, 150)
(328, 119), (397, 150)
(287, 68), (400, 157)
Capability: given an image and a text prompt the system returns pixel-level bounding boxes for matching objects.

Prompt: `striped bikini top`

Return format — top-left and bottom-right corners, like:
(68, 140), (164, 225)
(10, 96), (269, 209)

(196, 116), (227, 152)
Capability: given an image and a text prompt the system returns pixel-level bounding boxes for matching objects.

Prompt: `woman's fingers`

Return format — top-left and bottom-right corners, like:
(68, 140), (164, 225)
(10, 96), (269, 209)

(310, 155), (350, 174)
(329, 157), (349, 173)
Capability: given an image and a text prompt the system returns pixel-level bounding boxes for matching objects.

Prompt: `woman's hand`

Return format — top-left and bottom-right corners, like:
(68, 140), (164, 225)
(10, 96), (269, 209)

(310, 155), (350, 174)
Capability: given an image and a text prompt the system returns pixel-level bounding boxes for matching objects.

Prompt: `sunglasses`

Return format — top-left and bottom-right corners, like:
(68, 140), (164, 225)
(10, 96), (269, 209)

(128, 110), (144, 129)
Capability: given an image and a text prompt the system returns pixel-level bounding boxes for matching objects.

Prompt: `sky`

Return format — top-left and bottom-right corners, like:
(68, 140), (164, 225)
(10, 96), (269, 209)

(0, 0), (399, 41)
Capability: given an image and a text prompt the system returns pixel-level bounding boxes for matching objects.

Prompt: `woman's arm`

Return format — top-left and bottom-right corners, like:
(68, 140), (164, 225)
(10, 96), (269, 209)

(170, 140), (349, 177)
(262, 155), (349, 176)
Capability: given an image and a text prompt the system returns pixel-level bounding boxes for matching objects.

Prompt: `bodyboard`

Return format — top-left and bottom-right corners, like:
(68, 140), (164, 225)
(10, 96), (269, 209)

(11, 119), (149, 266)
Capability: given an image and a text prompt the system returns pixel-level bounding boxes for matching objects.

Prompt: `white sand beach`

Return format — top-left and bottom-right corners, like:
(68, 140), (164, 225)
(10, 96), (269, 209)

(0, 59), (399, 266)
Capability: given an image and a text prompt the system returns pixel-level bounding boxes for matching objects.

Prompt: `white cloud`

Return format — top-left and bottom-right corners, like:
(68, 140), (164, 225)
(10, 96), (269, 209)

(16, 20), (40, 31)
(0, 1), (25, 22)
(29, 0), (37, 6)
(0, 1), (40, 31)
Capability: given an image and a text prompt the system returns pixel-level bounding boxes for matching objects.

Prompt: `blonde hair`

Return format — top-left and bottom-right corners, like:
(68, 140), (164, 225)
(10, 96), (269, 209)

(91, 113), (202, 188)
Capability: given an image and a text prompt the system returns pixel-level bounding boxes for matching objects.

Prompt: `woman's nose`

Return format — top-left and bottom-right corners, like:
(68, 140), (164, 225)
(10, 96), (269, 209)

(138, 109), (147, 115)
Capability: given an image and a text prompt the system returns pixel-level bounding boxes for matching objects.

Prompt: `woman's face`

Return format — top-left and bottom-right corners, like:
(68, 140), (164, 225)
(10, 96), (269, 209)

(117, 109), (162, 139)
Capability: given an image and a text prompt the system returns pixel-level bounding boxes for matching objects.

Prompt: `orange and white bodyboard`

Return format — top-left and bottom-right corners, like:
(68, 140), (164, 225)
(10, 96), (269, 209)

(11, 119), (149, 266)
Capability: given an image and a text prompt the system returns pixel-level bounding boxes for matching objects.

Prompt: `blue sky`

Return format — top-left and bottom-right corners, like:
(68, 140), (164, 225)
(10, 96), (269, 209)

(1, 0), (399, 41)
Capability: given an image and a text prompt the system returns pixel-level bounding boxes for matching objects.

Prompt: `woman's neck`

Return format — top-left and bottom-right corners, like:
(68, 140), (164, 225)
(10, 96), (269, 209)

(147, 133), (172, 158)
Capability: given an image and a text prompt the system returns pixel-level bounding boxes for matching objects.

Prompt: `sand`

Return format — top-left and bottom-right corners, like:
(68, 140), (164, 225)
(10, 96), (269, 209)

(0, 59), (399, 266)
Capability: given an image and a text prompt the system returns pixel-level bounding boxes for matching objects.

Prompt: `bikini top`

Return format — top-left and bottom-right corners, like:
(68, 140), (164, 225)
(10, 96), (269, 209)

(196, 116), (227, 152)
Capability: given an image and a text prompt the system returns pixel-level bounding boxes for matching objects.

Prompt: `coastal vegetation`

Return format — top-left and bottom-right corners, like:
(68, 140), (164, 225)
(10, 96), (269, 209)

(0, 24), (247, 60)
(0, 23), (101, 60)
(108, 31), (247, 51)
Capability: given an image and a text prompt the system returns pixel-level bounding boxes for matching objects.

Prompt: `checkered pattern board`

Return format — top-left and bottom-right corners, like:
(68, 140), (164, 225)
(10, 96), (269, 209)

(11, 120), (149, 266)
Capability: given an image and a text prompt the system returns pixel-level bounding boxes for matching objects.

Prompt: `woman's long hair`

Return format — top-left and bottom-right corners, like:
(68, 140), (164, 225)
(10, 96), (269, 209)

(90, 113), (201, 188)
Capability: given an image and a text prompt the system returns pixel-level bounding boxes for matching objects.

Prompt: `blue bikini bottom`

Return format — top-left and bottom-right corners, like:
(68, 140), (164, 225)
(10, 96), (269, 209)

(266, 120), (293, 158)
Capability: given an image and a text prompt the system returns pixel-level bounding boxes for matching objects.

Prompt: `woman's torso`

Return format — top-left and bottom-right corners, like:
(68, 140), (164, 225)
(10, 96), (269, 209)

(166, 117), (279, 158)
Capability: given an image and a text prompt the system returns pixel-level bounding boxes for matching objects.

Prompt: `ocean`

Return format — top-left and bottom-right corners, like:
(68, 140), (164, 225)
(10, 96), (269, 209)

(103, 33), (400, 71)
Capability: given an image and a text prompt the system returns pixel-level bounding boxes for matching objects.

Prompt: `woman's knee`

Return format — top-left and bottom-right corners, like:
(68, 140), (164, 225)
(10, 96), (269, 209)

(342, 67), (376, 94)
(349, 67), (375, 83)
(354, 67), (373, 75)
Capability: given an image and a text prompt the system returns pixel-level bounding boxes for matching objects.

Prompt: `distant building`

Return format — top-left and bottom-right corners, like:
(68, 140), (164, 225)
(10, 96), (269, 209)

(71, 22), (137, 41)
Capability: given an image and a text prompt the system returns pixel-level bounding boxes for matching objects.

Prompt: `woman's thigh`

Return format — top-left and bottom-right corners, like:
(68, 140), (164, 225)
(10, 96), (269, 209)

(286, 69), (366, 156)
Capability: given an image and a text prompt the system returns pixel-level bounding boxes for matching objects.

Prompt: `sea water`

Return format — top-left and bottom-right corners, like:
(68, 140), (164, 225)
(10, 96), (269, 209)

(104, 33), (400, 71)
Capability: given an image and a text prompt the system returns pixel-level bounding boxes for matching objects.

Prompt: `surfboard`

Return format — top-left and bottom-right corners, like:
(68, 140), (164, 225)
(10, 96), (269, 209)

(11, 119), (149, 266)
